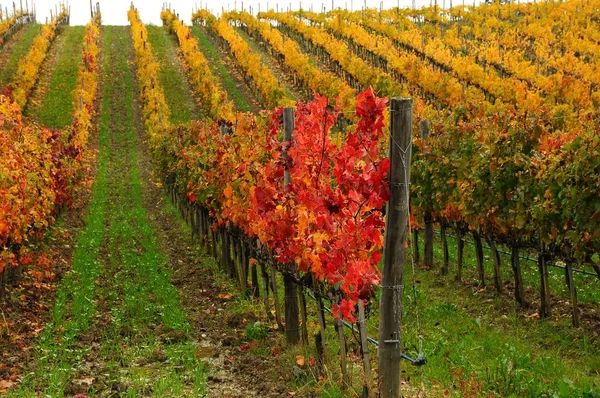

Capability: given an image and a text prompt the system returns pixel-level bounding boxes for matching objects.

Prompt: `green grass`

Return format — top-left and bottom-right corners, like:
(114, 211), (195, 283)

(190, 25), (252, 112)
(11, 26), (206, 397)
(397, 266), (600, 396)
(145, 26), (197, 124)
(364, 231), (600, 397)
(32, 26), (86, 128)
(0, 24), (41, 87)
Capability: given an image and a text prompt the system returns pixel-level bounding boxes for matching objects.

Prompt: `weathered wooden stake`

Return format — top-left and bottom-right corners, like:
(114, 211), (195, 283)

(538, 242), (551, 318)
(566, 263), (580, 327)
(379, 97), (413, 398)
(282, 107), (300, 345)
(334, 318), (349, 388)
(441, 222), (449, 275)
(359, 299), (372, 397)
(239, 238), (248, 296)
(456, 228), (464, 281)
(420, 121), (434, 269)
(260, 262), (272, 320)
(486, 236), (503, 293)
(472, 229), (485, 286)
(511, 245), (526, 307)
(251, 259), (260, 298)
(271, 267), (284, 331)
(299, 287), (308, 344)
(412, 229), (420, 264)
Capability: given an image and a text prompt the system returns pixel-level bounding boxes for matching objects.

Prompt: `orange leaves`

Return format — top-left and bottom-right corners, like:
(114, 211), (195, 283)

(0, 12), (99, 280)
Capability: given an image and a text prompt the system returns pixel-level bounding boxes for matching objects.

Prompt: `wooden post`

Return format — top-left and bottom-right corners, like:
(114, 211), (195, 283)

(412, 229), (420, 264)
(565, 263), (580, 327)
(239, 238), (249, 297)
(441, 222), (449, 275)
(486, 236), (503, 293)
(511, 245), (526, 307)
(270, 266), (284, 331)
(421, 121), (434, 269)
(219, 228), (227, 272)
(358, 299), (372, 397)
(89, 0), (92, 18)
(334, 318), (349, 389)
(251, 259), (260, 298)
(472, 229), (485, 286)
(314, 281), (327, 370)
(284, 274), (300, 344)
(282, 107), (300, 345)
(538, 243), (551, 318)
(456, 227), (464, 281)
(379, 97), (413, 398)
(299, 286), (309, 344)
(228, 230), (238, 282)
(260, 262), (272, 320)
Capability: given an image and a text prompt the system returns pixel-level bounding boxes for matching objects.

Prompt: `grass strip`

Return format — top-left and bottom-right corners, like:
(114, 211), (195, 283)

(145, 26), (197, 124)
(190, 25), (251, 112)
(34, 26), (86, 128)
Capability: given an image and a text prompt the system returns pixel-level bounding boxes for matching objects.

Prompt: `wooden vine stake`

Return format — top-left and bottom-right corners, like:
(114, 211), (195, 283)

(472, 229), (485, 286)
(510, 245), (526, 307)
(440, 221), (449, 275)
(314, 281), (327, 373)
(358, 300), (371, 396)
(271, 266), (283, 331)
(282, 107), (300, 345)
(565, 262), (580, 327)
(411, 229), (420, 265)
(456, 227), (465, 281)
(486, 236), (503, 293)
(379, 97), (413, 398)
(420, 121), (434, 269)
(538, 240), (551, 318)
(334, 317), (349, 389)
(299, 286), (308, 344)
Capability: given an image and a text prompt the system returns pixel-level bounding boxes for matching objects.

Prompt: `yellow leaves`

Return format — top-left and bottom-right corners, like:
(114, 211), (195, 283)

(12, 8), (68, 108)
(226, 11), (356, 113)
(128, 7), (171, 137)
(164, 9), (234, 122)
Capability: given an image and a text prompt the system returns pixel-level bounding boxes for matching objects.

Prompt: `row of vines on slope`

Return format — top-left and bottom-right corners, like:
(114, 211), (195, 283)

(154, 8), (234, 123)
(216, 6), (599, 323)
(128, 7), (171, 138)
(11, 5), (69, 108)
(131, 6), (395, 320)
(261, 8), (600, 271)
(0, 9), (35, 45)
(0, 12), (101, 288)
(172, 9), (292, 109)
(213, 10), (357, 114)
